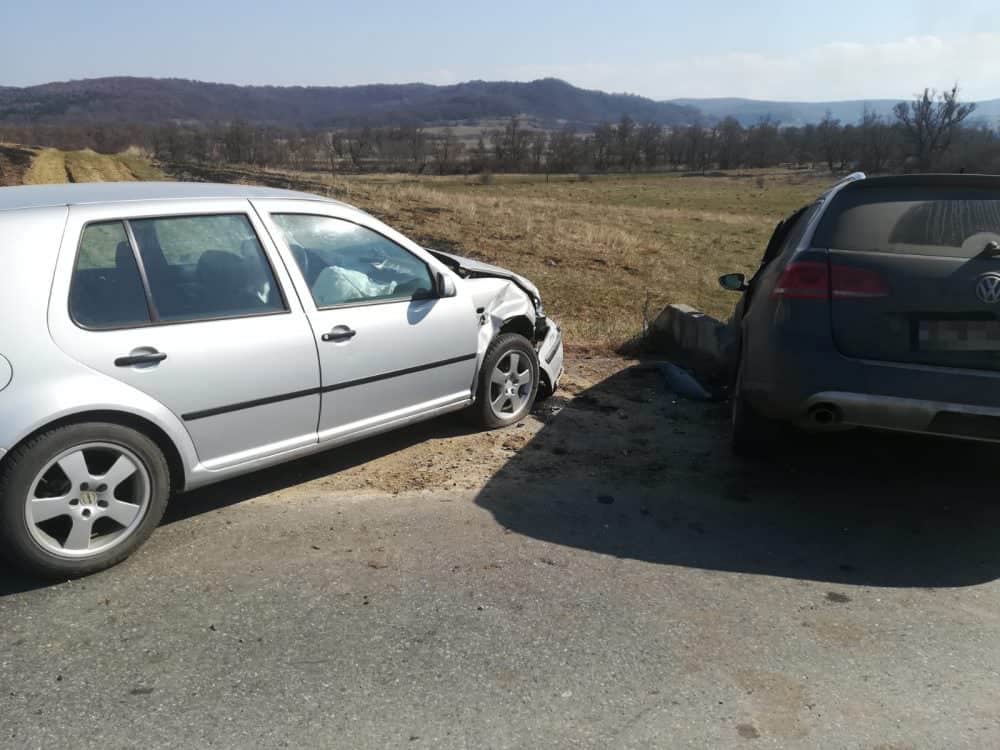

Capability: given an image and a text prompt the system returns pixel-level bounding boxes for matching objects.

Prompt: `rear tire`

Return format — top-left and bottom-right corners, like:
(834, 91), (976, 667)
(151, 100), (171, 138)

(730, 361), (781, 458)
(471, 333), (540, 429)
(0, 422), (170, 579)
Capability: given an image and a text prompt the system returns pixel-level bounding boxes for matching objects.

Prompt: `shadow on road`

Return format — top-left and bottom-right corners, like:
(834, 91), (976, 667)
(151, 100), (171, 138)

(475, 366), (1000, 588)
(0, 415), (478, 596)
(4, 364), (1000, 595)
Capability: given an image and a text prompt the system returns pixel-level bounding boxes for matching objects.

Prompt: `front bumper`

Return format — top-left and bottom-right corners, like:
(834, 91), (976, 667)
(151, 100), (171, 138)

(538, 320), (564, 392)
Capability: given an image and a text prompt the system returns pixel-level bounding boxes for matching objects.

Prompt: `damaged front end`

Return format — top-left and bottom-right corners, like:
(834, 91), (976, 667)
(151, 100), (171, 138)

(427, 247), (564, 394)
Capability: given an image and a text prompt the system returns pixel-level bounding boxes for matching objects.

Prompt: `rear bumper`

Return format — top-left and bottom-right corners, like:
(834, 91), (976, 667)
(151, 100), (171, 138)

(538, 321), (564, 392)
(745, 337), (1000, 441)
(802, 391), (1000, 442)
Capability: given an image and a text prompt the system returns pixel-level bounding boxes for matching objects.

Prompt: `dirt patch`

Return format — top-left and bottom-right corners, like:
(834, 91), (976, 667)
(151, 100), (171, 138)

(22, 148), (67, 184)
(0, 145), (35, 186)
(63, 150), (137, 183)
(306, 354), (674, 496)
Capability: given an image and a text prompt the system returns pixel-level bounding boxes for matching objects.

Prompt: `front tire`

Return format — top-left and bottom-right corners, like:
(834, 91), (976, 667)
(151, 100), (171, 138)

(471, 333), (540, 429)
(0, 422), (170, 579)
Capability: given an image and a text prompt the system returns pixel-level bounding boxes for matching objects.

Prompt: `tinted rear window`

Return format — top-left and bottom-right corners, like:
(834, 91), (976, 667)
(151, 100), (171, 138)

(814, 187), (1000, 258)
(69, 221), (151, 329)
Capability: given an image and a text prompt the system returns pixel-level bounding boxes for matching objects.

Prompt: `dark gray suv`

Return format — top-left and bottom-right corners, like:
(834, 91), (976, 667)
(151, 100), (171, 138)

(721, 173), (1000, 453)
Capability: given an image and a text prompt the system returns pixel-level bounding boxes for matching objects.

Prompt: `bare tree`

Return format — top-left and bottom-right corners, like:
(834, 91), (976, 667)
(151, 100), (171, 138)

(894, 86), (976, 170)
(224, 120), (253, 164)
(664, 127), (686, 170)
(616, 115), (639, 171)
(636, 123), (662, 168)
(817, 112), (841, 172)
(431, 128), (463, 174)
(347, 126), (374, 171)
(489, 117), (532, 171)
(715, 117), (744, 170)
(546, 125), (580, 173)
(858, 106), (894, 173)
(529, 131), (547, 172)
(592, 122), (615, 171)
(404, 126), (428, 172)
(745, 117), (780, 168)
(324, 131), (343, 175)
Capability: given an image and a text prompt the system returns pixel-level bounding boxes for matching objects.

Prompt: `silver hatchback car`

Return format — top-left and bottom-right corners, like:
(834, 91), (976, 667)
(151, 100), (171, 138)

(0, 182), (563, 578)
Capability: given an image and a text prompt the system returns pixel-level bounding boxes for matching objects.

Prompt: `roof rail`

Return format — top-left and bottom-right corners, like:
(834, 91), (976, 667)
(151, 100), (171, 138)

(833, 171), (866, 187)
(818, 171), (866, 200)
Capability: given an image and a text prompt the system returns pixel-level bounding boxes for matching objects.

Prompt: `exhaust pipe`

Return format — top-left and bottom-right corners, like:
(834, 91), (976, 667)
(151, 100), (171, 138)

(807, 403), (841, 429)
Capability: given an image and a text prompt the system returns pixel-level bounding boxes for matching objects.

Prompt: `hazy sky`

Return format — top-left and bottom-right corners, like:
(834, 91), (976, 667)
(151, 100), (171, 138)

(3, 0), (999, 101)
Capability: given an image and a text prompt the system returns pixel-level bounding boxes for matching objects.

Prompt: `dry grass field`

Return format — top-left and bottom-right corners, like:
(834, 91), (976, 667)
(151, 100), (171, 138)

(0, 147), (834, 347)
(287, 169), (831, 344)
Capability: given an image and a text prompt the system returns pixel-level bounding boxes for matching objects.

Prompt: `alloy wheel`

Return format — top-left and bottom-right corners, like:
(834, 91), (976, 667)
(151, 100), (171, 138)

(24, 442), (151, 559)
(489, 351), (533, 418)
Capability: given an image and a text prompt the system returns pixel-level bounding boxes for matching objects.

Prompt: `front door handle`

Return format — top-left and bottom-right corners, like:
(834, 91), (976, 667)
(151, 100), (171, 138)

(115, 351), (167, 367)
(322, 326), (357, 343)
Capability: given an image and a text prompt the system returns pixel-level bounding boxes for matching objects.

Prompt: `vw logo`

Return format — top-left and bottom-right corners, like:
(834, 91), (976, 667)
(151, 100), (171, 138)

(976, 273), (1000, 304)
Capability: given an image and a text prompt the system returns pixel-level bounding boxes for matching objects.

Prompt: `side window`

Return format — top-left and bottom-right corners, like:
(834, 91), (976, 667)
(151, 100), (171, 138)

(129, 214), (285, 322)
(271, 214), (434, 308)
(779, 201), (821, 257)
(69, 221), (151, 329)
(762, 201), (820, 266)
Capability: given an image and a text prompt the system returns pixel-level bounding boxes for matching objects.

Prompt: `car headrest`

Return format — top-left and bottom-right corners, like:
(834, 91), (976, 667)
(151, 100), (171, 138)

(196, 250), (248, 291)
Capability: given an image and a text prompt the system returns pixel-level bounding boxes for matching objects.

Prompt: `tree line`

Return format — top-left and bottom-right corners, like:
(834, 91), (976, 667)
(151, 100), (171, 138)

(1, 86), (995, 176)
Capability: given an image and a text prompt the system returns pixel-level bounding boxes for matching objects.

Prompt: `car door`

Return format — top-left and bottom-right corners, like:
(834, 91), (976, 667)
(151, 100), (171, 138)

(49, 200), (321, 470)
(253, 200), (479, 444)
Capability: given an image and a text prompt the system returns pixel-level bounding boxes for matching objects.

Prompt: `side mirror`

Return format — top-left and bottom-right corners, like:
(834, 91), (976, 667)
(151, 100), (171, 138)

(435, 271), (457, 298)
(719, 273), (748, 292)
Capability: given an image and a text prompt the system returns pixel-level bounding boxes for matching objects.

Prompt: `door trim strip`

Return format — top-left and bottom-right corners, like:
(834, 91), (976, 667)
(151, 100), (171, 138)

(181, 353), (477, 421)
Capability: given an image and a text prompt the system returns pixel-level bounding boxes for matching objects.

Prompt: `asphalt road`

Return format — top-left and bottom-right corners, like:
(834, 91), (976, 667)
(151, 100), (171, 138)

(2, 359), (999, 749)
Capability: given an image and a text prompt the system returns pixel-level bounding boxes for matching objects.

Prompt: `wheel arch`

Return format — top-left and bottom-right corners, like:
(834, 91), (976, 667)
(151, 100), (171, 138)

(1, 410), (186, 494)
(499, 314), (534, 342)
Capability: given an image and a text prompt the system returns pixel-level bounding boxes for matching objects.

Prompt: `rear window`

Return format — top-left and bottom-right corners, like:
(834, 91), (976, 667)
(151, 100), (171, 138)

(814, 187), (1000, 258)
(69, 221), (151, 329)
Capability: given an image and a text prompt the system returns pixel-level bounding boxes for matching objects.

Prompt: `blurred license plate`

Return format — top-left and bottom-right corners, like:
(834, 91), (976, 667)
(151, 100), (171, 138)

(918, 320), (1000, 351)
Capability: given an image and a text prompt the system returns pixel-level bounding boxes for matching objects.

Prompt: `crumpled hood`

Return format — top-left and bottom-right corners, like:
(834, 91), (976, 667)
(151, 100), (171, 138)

(425, 248), (541, 304)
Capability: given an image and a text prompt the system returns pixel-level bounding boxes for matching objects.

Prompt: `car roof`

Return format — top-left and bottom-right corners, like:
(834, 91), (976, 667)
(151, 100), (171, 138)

(846, 173), (1000, 192)
(0, 181), (349, 213)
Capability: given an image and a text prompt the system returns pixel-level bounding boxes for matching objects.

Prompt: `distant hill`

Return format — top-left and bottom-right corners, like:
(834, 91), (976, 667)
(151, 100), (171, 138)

(4, 77), (994, 131)
(0, 77), (700, 129)
(671, 97), (1000, 128)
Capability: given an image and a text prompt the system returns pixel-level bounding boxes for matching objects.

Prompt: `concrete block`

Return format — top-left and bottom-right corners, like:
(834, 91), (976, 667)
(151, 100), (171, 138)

(694, 314), (723, 360)
(649, 302), (726, 368)
(651, 303), (698, 338)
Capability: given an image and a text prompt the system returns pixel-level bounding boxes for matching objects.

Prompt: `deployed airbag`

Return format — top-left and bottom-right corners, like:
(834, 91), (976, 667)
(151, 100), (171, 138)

(311, 266), (398, 306)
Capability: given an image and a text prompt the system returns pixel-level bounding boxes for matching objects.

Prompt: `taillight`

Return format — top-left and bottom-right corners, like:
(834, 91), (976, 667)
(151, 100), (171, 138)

(773, 261), (888, 300)
(830, 265), (889, 298)
(772, 261), (829, 299)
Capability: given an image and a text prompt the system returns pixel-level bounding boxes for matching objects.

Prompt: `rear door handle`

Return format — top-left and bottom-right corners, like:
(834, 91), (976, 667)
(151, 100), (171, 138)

(321, 326), (357, 343)
(115, 351), (167, 367)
